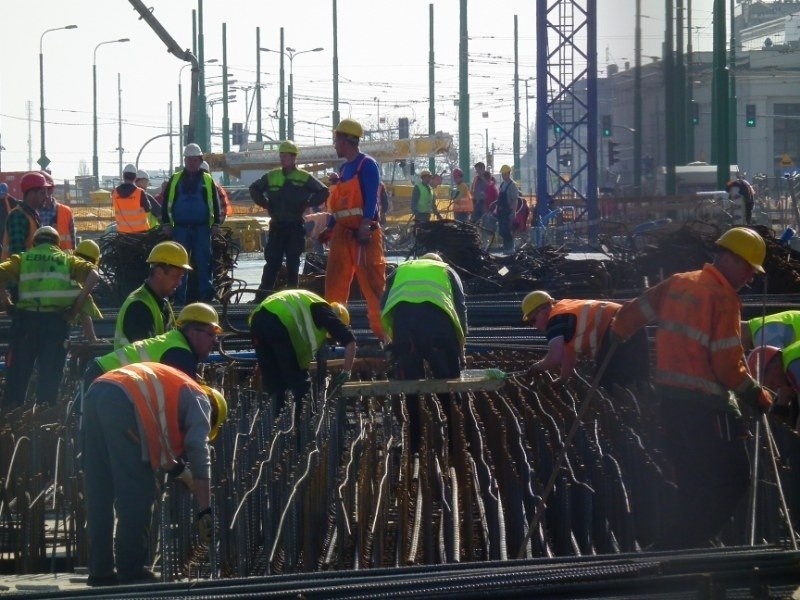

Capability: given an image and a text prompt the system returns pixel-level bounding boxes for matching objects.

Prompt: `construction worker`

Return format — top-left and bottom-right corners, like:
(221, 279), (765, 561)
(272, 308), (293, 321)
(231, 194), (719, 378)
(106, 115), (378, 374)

(522, 291), (649, 390)
(84, 302), (221, 387)
(162, 143), (221, 304)
(0, 226), (98, 409)
(322, 118), (387, 340)
(72, 239), (104, 343)
(1, 171), (45, 259)
(82, 362), (226, 586)
(411, 170), (440, 224)
(450, 168), (473, 223)
(114, 241), (192, 348)
(0, 183), (20, 251)
(135, 169), (162, 229)
(726, 178), (755, 225)
(38, 171), (76, 251)
(200, 160), (232, 223)
(113, 164), (157, 233)
(249, 290), (356, 415)
(611, 227), (774, 550)
(746, 345), (799, 430)
(470, 161), (488, 223)
(496, 165), (519, 254)
(381, 253), (467, 455)
(249, 141), (329, 296)
(741, 310), (800, 350)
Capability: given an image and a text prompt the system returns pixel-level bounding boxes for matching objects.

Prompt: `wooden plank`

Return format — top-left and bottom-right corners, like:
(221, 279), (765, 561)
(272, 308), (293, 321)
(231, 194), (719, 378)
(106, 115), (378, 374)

(339, 376), (504, 398)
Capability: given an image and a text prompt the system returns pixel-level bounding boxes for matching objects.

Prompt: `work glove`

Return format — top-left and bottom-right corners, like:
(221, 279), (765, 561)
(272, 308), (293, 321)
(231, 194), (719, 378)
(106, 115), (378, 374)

(356, 220), (373, 245)
(741, 384), (774, 414)
(197, 508), (213, 545)
(332, 371), (351, 390)
(318, 228), (334, 245)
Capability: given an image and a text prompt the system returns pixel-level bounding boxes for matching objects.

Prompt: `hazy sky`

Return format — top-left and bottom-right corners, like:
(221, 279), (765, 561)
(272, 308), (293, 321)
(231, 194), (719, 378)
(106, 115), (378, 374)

(0, 0), (717, 180)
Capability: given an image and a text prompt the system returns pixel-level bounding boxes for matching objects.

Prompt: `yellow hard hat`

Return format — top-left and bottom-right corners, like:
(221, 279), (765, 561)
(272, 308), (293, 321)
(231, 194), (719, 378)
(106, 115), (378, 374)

(334, 118), (363, 138)
(75, 239), (101, 264)
(715, 227), (766, 274)
(146, 241), (193, 270)
(500, 164), (512, 175)
(521, 290), (554, 321)
(330, 302), (350, 326)
(279, 140), (299, 155)
(201, 385), (228, 442)
(33, 226), (60, 245)
(177, 302), (223, 333)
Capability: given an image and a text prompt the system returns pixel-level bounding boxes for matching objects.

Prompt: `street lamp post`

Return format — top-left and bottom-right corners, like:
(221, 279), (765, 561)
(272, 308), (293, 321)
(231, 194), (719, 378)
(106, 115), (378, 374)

(261, 45), (323, 140)
(179, 59), (218, 149)
(93, 38), (130, 181)
(39, 24), (78, 170)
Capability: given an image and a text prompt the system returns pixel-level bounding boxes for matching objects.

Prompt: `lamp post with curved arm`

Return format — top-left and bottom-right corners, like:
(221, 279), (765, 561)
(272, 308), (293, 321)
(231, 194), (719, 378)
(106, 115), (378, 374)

(261, 45), (323, 140)
(39, 24), (78, 170)
(93, 38), (130, 180)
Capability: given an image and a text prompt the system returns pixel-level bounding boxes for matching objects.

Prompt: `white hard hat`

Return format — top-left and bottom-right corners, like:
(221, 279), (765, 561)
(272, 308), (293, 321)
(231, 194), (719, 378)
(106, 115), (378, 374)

(183, 143), (203, 158)
(136, 169), (149, 180)
(123, 163), (137, 175)
(200, 161), (210, 172)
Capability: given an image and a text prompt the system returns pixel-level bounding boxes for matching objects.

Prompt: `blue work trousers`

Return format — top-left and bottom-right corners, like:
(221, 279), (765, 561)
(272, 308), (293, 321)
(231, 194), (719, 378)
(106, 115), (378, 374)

(172, 224), (214, 303)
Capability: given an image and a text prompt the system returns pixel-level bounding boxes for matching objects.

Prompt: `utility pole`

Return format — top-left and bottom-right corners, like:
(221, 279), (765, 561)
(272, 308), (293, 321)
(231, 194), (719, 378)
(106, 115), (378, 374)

(117, 73), (123, 180)
(728, 0), (737, 165)
(513, 15), (521, 181)
(713, 0), (730, 189)
(222, 23), (231, 185)
(428, 3), (436, 173)
(458, 0), (470, 182)
(664, 0), (677, 194)
(256, 26), (263, 141)
(634, 0), (642, 193)
(332, 0), (340, 129)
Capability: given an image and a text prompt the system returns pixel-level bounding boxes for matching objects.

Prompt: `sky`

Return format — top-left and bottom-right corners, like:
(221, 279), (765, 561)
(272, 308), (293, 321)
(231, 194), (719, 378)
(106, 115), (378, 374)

(0, 0), (718, 183)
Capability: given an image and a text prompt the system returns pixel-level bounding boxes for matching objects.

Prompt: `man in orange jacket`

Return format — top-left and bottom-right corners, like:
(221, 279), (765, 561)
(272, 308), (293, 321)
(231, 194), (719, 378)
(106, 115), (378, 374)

(82, 362), (227, 586)
(611, 227), (773, 550)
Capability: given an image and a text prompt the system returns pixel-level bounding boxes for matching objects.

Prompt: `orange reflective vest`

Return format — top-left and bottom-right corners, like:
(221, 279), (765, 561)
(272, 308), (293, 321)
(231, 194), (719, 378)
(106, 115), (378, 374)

(328, 156), (367, 228)
(452, 182), (473, 213)
(113, 188), (151, 233)
(100, 362), (204, 471)
(1, 206), (37, 259)
(612, 263), (753, 399)
(217, 184), (233, 217)
(54, 203), (74, 250)
(550, 299), (621, 359)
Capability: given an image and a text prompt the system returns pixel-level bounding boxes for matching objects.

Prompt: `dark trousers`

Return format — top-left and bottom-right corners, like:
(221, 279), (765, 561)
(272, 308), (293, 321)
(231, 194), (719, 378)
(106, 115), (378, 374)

(392, 303), (461, 454)
(595, 327), (650, 391)
(656, 393), (751, 549)
(4, 310), (70, 408)
(260, 221), (306, 293)
(172, 224), (213, 303)
(497, 208), (513, 251)
(250, 309), (310, 414)
(82, 383), (156, 580)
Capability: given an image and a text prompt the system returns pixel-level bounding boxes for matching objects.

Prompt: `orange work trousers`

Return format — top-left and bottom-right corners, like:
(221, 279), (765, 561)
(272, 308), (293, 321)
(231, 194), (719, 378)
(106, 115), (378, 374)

(325, 224), (386, 340)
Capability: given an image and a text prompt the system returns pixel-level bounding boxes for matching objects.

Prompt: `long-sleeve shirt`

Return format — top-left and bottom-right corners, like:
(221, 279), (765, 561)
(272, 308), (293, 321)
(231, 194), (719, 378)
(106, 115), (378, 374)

(248, 168), (328, 223)
(5, 203), (41, 256)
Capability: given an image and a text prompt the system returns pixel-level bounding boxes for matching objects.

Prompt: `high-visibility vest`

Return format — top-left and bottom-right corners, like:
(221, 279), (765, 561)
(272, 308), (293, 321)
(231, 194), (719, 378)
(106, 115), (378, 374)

(98, 329), (192, 374)
(1, 206), (38, 259)
(451, 183), (473, 213)
(53, 203), (74, 250)
(250, 289), (329, 368)
(115, 284), (174, 349)
(748, 311), (800, 349)
(113, 187), (151, 233)
(781, 340), (800, 376)
(165, 171), (216, 226)
(413, 183), (434, 214)
(549, 299), (621, 359)
(328, 156), (368, 228)
(17, 244), (79, 310)
(99, 362), (204, 471)
(381, 259), (464, 343)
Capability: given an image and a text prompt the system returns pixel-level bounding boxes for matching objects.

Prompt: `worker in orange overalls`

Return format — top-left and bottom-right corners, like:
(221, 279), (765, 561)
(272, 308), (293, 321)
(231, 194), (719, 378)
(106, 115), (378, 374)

(321, 118), (386, 340)
(611, 227), (774, 550)
(521, 291), (649, 390)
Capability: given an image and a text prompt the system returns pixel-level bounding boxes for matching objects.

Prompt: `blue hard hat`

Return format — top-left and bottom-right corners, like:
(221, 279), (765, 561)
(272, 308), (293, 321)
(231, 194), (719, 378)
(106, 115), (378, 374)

(0, 183), (7, 198)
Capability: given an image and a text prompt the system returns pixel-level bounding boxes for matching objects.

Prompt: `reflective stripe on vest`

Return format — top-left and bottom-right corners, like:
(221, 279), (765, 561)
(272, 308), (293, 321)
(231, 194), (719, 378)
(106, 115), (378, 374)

(550, 299), (621, 358)
(251, 289), (328, 368)
(113, 188), (151, 233)
(17, 245), (78, 309)
(102, 362), (200, 470)
(54, 204), (74, 250)
(99, 329), (191, 374)
(115, 284), (174, 349)
(1, 207), (37, 259)
(381, 259), (464, 343)
(165, 171), (215, 226)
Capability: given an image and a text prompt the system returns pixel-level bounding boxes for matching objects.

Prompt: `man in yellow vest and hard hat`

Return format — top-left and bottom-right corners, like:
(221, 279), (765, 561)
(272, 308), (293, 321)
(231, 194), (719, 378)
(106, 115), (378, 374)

(249, 140), (329, 298)
(114, 241), (192, 349)
(82, 362), (227, 586)
(0, 226), (99, 409)
(249, 290), (355, 415)
(71, 239), (104, 343)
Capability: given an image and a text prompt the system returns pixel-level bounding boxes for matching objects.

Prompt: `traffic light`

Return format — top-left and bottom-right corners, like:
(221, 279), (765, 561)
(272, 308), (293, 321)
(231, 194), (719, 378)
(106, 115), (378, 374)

(553, 111), (563, 135)
(642, 155), (655, 180)
(608, 141), (620, 166)
(691, 101), (700, 125)
(232, 122), (244, 145)
(602, 115), (612, 138)
(746, 104), (757, 127)
(398, 117), (409, 139)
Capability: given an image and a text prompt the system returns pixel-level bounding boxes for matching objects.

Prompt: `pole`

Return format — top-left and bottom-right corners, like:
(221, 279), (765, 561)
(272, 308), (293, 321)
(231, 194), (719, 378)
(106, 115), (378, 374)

(458, 0), (470, 182)
(92, 61), (99, 181)
(279, 27), (286, 140)
(525, 78), (532, 194)
(513, 15), (521, 181)
(428, 3), (436, 173)
(634, 0), (643, 193)
(332, 0), (340, 128)
(713, 0), (730, 190)
(256, 26), (263, 142)
(197, 0), (209, 152)
(665, 0), (677, 195)
(288, 66), (294, 140)
(676, 0), (687, 165)
(117, 73), (123, 180)
(686, 0), (695, 161)
(728, 0), (737, 165)
(168, 101), (174, 176)
(222, 23), (230, 184)
(39, 48), (46, 169)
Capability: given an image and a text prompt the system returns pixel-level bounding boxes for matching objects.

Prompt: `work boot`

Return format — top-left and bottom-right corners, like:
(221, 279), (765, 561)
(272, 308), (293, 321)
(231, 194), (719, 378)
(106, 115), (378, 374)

(87, 573), (118, 587)
(118, 568), (159, 585)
